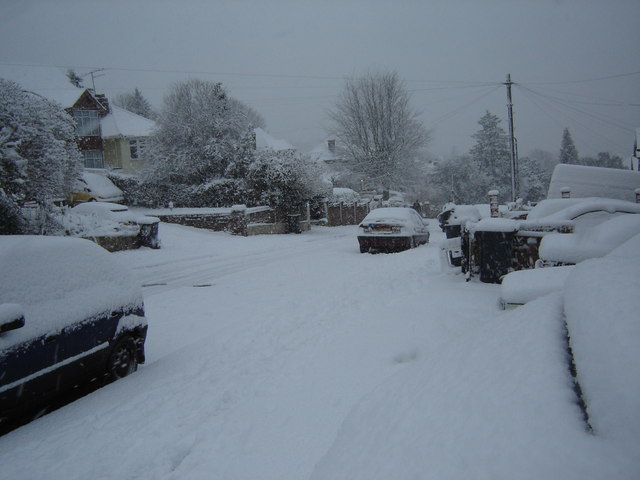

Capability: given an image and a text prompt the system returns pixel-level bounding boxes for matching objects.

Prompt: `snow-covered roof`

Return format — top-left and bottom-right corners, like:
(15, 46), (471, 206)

(547, 163), (640, 201)
(101, 105), (156, 139)
(0, 64), (85, 108)
(254, 127), (294, 151)
(309, 137), (343, 162)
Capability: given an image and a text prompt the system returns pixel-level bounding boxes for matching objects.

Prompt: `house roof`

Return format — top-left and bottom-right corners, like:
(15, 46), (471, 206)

(254, 127), (294, 151)
(101, 105), (156, 139)
(547, 163), (640, 202)
(0, 64), (85, 108)
(309, 137), (341, 162)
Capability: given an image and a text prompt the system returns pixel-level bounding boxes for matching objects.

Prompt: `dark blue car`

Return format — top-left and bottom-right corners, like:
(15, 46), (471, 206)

(0, 236), (148, 428)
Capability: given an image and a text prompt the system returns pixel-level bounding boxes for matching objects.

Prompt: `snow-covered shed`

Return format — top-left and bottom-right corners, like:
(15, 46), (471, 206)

(101, 105), (157, 174)
(547, 163), (640, 202)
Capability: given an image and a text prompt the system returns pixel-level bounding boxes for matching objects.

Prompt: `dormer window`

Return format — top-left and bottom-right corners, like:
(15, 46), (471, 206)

(73, 109), (101, 136)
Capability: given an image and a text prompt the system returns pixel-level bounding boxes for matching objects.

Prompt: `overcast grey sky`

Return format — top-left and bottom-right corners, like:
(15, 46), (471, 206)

(1, 0), (638, 160)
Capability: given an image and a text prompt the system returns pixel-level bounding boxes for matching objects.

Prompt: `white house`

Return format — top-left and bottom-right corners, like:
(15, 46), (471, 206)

(100, 105), (156, 174)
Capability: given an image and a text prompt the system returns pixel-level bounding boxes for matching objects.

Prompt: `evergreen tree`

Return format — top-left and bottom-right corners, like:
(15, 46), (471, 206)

(66, 69), (83, 88)
(146, 79), (256, 186)
(245, 148), (328, 212)
(580, 152), (624, 169)
(469, 111), (511, 196)
(428, 154), (489, 205)
(518, 155), (550, 203)
(114, 88), (156, 120)
(559, 128), (579, 164)
(1, 79), (82, 232)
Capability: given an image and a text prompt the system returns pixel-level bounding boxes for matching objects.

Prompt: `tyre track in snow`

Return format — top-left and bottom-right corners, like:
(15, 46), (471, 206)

(129, 227), (352, 296)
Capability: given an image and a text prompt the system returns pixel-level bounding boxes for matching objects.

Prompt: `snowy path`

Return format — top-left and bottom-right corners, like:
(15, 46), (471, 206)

(1, 223), (635, 479)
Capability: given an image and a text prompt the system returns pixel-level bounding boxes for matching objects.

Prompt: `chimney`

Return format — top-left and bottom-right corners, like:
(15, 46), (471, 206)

(488, 190), (499, 217)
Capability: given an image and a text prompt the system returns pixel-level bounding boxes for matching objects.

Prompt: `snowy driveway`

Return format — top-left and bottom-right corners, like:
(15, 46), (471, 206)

(0, 223), (636, 479)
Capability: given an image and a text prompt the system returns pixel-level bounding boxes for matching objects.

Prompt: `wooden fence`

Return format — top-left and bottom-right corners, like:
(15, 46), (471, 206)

(326, 202), (370, 226)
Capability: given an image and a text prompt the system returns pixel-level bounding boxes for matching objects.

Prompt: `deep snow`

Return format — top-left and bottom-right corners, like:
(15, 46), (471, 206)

(0, 223), (637, 479)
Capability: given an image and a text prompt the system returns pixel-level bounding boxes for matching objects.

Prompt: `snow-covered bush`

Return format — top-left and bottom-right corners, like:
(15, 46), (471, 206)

(245, 148), (328, 213)
(0, 78), (81, 233)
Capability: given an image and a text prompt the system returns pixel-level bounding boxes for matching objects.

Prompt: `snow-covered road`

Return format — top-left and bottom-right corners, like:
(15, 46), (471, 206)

(1, 223), (637, 479)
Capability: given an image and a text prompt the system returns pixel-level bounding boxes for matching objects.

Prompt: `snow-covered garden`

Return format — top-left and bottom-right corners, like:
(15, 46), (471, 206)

(0, 221), (637, 479)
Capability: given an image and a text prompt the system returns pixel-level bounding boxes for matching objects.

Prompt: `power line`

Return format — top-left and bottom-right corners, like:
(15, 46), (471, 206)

(427, 85), (503, 127)
(516, 85), (629, 154)
(517, 84), (635, 132)
(526, 70), (640, 85)
(518, 83), (640, 107)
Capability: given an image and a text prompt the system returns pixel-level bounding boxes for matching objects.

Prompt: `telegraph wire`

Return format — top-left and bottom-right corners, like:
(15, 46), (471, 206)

(526, 70), (640, 85)
(516, 85), (628, 153)
(517, 84), (635, 132)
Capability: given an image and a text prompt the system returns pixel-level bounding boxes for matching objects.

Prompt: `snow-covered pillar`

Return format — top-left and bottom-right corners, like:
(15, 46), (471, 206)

(488, 190), (499, 218)
(561, 187), (571, 199)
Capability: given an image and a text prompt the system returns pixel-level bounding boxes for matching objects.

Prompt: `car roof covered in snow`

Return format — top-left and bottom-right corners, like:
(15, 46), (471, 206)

(0, 236), (142, 349)
(361, 207), (421, 224)
(72, 202), (128, 214)
(79, 172), (124, 199)
(527, 197), (640, 221)
(539, 213), (640, 264)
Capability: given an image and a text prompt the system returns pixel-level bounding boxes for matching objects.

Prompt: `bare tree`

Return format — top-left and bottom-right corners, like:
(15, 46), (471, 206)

(329, 71), (429, 192)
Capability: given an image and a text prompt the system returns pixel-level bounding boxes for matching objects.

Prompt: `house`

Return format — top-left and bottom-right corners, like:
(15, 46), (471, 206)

(253, 127), (295, 151)
(0, 64), (109, 169)
(309, 137), (348, 166)
(101, 105), (156, 174)
(309, 137), (360, 189)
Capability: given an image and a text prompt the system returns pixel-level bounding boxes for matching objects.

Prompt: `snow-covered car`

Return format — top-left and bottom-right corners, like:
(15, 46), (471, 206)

(68, 202), (160, 249)
(0, 236), (148, 428)
(358, 207), (429, 253)
(72, 201), (137, 223)
(500, 213), (640, 308)
(526, 197), (640, 234)
(70, 172), (124, 204)
(538, 213), (640, 266)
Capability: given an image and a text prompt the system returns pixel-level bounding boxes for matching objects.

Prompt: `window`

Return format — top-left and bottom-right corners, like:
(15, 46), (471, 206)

(129, 138), (147, 160)
(83, 150), (104, 169)
(73, 110), (101, 137)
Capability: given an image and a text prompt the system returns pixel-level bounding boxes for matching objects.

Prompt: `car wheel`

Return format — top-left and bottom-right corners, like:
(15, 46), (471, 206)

(88, 198), (97, 202)
(360, 245), (368, 253)
(107, 336), (138, 381)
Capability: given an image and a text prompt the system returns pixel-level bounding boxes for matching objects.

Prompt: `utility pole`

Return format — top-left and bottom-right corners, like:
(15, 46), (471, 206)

(504, 73), (518, 202)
